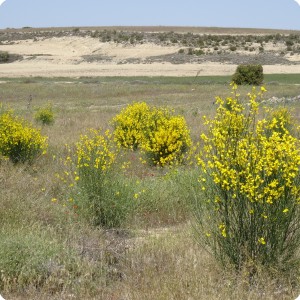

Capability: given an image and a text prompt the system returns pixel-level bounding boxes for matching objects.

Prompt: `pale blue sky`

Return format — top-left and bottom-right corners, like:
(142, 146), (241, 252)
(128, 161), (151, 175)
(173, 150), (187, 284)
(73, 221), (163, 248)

(0, 0), (300, 30)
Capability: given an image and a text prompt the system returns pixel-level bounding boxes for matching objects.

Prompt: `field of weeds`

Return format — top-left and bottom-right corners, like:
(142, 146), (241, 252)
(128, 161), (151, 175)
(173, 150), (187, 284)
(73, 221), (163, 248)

(1, 76), (300, 299)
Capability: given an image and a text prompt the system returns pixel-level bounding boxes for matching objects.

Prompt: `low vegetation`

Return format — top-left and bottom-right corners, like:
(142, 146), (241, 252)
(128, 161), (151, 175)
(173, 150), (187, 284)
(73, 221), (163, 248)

(0, 51), (9, 63)
(0, 51), (21, 63)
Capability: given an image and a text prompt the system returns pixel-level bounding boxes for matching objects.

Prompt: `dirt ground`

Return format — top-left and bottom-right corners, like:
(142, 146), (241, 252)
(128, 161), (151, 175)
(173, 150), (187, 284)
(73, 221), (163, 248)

(0, 27), (299, 77)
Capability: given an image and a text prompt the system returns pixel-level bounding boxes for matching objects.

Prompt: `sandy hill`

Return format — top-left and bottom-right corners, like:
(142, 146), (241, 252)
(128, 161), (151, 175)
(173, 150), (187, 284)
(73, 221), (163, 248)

(0, 27), (300, 77)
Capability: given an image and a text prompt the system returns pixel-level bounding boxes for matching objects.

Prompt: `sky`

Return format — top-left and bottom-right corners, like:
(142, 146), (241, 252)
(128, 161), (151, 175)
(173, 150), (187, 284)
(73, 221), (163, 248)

(0, 0), (300, 30)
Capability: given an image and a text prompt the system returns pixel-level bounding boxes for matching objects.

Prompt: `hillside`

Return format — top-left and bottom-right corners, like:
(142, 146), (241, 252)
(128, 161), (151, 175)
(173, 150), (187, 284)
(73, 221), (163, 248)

(0, 26), (300, 77)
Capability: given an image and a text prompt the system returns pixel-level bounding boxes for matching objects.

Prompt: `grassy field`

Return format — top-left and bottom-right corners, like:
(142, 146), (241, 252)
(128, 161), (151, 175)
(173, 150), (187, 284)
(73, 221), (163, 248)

(1, 75), (300, 299)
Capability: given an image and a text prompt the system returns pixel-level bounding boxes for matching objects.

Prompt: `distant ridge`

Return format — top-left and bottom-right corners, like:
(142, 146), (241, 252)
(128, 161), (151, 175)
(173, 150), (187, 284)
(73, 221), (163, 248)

(1, 26), (300, 35)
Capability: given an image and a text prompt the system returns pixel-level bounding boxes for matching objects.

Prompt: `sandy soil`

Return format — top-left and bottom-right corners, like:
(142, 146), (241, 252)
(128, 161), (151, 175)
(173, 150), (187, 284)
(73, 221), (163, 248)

(0, 36), (299, 77)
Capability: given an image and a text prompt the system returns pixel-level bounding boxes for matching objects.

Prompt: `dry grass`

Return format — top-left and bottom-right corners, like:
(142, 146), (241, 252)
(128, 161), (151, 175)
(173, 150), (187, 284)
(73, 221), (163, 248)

(1, 77), (300, 299)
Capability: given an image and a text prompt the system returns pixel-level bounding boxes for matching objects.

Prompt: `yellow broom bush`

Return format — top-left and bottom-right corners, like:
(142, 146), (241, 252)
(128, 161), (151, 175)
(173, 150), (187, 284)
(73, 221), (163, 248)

(0, 109), (47, 163)
(113, 102), (191, 167)
(112, 102), (150, 150)
(62, 129), (134, 228)
(141, 107), (191, 166)
(34, 103), (54, 125)
(196, 84), (300, 271)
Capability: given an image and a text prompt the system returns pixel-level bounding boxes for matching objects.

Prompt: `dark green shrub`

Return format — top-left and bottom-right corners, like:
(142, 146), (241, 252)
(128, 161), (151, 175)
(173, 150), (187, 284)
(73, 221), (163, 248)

(232, 64), (264, 85)
(0, 51), (9, 63)
(194, 49), (205, 56)
(187, 48), (194, 55)
(229, 45), (237, 51)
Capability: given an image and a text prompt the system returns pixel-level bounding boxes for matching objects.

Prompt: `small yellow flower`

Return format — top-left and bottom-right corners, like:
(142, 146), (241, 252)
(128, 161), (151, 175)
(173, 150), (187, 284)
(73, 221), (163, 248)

(51, 198), (58, 203)
(283, 208), (289, 213)
(258, 237), (266, 245)
(260, 86), (267, 93)
(219, 224), (227, 237)
(134, 193), (139, 199)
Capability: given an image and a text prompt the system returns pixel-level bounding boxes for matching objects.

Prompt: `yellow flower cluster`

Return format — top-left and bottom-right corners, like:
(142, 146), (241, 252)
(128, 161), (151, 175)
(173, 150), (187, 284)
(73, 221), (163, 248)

(141, 108), (191, 166)
(76, 129), (116, 173)
(113, 102), (191, 166)
(0, 110), (48, 163)
(197, 84), (300, 267)
(113, 102), (150, 150)
(199, 85), (300, 210)
(265, 107), (292, 137)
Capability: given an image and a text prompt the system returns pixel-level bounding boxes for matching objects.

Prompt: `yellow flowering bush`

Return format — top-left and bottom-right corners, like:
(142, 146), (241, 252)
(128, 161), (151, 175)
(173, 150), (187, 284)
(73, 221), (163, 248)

(0, 110), (48, 163)
(264, 106), (293, 137)
(113, 102), (192, 166)
(196, 84), (300, 271)
(141, 107), (192, 166)
(34, 103), (54, 125)
(63, 129), (134, 228)
(113, 102), (150, 150)
(76, 129), (116, 175)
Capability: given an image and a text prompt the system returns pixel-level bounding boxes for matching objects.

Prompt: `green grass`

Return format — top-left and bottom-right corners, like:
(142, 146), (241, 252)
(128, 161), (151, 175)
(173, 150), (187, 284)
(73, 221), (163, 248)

(1, 76), (300, 299)
(264, 73), (300, 84)
(0, 73), (299, 85)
